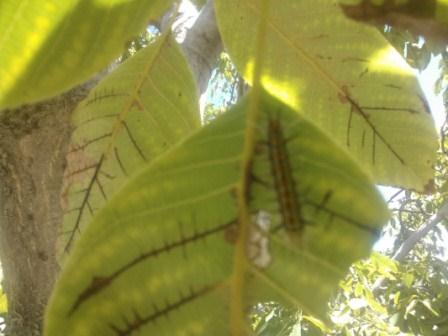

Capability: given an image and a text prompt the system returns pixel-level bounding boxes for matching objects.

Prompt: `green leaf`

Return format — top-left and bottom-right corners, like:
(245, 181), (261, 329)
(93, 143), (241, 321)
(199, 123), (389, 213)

(393, 291), (400, 306)
(214, 0), (438, 191)
(421, 298), (439, 316)
(364, 290), (388, 315)
(45, 91), (388, 335)
(405, 298), (418, 318)
(0, 0), (173, 109)
(354, 283), (364, 297)
(371, 252), (398, 274)
(60, 33), (200, 254)
(402, 273), (414, 288)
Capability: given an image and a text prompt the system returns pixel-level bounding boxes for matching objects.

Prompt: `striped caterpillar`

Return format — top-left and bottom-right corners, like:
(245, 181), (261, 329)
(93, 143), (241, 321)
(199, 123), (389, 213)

(265, 116), (306, 234)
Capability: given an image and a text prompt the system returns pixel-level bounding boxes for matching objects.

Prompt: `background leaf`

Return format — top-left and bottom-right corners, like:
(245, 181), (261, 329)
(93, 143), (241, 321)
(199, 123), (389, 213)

(45, 91), (388, 335)
(214, 0), (438, 191)
(60, 33), (200, 254)
(0, 0), (173, 109)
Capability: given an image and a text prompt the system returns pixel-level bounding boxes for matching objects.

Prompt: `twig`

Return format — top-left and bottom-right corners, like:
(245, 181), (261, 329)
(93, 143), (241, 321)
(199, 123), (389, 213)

(392, 201), (448, 262)
(372, 201), (448, 291)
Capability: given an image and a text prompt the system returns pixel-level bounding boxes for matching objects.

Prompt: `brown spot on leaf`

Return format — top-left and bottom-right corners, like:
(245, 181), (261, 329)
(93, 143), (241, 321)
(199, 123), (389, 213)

(423, 179), (436, 194)
(224, 223), (239, 245)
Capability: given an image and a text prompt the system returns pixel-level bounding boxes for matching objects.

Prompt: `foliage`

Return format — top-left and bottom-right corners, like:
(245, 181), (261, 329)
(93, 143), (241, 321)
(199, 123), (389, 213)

(250, 302), (302, 336)
(330, 242), (448, 335)
(0, 0), (444, 335)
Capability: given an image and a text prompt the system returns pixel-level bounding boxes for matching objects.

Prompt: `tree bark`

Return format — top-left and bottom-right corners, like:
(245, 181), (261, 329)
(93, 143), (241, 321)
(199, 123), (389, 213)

(0, 84), (92, 336)
(181, 0), (223, 95)
(0, 3), (222, 335)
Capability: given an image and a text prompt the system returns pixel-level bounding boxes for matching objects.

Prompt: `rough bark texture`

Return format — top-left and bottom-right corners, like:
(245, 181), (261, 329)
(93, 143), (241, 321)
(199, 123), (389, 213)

(0, 84), (92, 336)
(0, 2), (222, 335)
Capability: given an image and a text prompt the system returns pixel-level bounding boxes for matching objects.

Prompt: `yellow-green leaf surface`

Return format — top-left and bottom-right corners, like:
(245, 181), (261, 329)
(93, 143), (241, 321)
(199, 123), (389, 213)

(215, 0), (438, 191)
(60, 34), (199, 254)
(0, 0), (172, 109)
(0, 288), (7, 314)
(45, 92), (389, 335)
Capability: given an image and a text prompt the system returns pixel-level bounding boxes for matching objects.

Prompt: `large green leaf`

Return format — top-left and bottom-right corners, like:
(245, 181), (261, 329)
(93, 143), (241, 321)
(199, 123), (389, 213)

(45, 91), (388, 335)
(214, 0), (438, 191)
(60, 33), (199, 254)
(0, 0), (172, 109)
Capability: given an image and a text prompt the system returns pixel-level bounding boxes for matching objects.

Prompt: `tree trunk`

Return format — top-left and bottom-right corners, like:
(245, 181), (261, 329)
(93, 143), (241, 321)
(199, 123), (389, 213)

(0, 85), (91, 336)
(0, 2), (222, 335)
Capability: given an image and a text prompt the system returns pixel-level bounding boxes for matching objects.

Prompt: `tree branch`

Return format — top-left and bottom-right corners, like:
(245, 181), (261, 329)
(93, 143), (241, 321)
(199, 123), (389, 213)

(181, 0), (223, 95)
(392, 201), (448, 262)
(372, 201), (448, 292)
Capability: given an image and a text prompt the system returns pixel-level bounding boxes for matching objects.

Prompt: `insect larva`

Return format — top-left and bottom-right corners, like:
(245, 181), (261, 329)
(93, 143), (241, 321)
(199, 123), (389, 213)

(266, 116), (305, 234)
